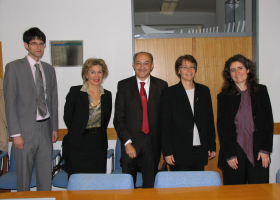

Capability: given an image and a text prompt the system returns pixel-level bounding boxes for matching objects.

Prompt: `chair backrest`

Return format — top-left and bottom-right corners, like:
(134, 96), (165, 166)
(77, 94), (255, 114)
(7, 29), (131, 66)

(67, 174), (134, 190)
(154, 171), (222, 188)
(277, 168), (280, 183)
(115, 138), (121, 169)
(9, 147), (16, 172)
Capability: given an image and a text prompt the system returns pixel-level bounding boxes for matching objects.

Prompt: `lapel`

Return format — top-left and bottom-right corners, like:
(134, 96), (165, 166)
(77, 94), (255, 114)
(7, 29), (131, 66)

(21, 57), (36, 92)
(178, 81), (194, 119)
(193, 82), (200, 118)
(100, 90), (107, 122)
(41, 62), (49, 93)
(130, 76), (142, 106)
(230, 89), (241, 119)
(81, 89), (89, 113)
(250, 92), (258, 112)
(148, 76), (157, 108)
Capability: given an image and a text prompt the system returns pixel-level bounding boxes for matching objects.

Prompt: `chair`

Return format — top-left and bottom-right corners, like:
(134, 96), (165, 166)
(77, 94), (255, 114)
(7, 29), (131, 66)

(0, 151), (9, 176)
(154, 171), (222, 188)
(52, 149), (114, 189)
(0, 147), (36, 190)
(67, 173), (134, 190)
(0, 147), (61, 190)
(277, 168), (280, 183)
(111, 138), (143, 187)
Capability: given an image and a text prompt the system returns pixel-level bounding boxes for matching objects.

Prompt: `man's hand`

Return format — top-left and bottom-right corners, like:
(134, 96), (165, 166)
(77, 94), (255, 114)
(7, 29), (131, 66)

(125, 143), (136, 158)
(52, 131), (58, 142)
(13, 136), (24, 149)
(258, 152), (270, 168)
(208, 151), (216, 160)
(165, 155), (175, 165)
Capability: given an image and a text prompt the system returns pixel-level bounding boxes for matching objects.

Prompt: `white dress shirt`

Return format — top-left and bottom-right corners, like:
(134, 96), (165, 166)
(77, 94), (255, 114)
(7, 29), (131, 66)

(185, 88), (201, 146)
(125, 76), (151, 146)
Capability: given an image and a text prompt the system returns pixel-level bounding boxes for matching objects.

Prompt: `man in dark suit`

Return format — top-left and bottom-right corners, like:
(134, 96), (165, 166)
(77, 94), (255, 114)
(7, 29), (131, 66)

(114, 52), (168, 188)
(4, 27), (58, 191)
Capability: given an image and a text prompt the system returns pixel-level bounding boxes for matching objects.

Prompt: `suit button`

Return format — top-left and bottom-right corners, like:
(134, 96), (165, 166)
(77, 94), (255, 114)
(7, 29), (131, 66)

(139, 131), (141, 134)
(253, 116), (256, 119)
(140, 119), (142, 122)
(255, 128), (258, 131)
(189, 130), (192, 133)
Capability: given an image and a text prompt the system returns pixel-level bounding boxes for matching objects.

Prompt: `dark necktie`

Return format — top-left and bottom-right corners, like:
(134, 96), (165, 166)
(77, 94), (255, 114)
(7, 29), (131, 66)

(35, 63), (47, 117)
(140, 82), (149, 134)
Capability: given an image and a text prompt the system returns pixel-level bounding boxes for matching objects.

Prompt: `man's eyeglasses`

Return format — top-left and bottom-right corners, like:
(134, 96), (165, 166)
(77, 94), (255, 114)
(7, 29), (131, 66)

(29, 42), (46, 48)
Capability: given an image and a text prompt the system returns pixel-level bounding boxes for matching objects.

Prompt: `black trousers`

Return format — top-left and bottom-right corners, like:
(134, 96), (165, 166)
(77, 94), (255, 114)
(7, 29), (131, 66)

(169, 146), (204, 171)
(122, 133), (157, 188)
(222, 143), (269, 185)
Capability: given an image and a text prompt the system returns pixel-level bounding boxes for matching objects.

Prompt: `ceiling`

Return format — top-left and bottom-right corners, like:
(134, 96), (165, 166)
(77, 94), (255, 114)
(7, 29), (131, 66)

(134, 0), (216, 13)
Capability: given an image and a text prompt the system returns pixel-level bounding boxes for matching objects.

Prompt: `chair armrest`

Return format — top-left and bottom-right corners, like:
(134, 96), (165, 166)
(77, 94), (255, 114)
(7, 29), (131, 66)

(52, 150), (61, 159)
(107, 149), (114, 158)
(0, 151), (8, 160)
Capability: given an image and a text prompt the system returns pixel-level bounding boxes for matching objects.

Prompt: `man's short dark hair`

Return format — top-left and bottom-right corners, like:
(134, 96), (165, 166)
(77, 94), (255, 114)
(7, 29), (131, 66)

(23, 27), (46, 44)
(133, 52), (153, 63)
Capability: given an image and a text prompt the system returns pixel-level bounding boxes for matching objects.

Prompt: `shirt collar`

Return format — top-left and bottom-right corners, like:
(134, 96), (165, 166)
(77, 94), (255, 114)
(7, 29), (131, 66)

(136, 75), (150, 86)
(235, 84), (249, 95)
(27, 55), (41, 67)
(80, 81), (105, 95)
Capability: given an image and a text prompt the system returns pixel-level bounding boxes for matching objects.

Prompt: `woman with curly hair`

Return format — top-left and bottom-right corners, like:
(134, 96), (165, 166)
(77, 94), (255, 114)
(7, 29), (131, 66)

(217, 54), (274, 185)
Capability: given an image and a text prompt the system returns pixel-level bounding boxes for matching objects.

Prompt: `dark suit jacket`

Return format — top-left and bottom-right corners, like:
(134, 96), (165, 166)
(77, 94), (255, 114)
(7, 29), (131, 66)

(217, 84), (274, 168)
(113, 76), (168, 163)
(161, 82), (216, 166)
(63, 85), (112, 149)
(4, 57), (58, 142)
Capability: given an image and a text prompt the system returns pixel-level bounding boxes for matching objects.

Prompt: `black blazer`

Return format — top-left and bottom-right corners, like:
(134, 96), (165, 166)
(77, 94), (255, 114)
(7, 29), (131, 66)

(113, 76), (168, 162)
(161, 82), (216, 166)
(217, 84), (274, 168)
(63, 85), (112, 149)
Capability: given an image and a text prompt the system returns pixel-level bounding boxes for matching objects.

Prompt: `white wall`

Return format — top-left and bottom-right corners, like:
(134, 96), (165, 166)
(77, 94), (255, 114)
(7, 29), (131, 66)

(259, 0), (280, 183)
(0, 0), (133, 129)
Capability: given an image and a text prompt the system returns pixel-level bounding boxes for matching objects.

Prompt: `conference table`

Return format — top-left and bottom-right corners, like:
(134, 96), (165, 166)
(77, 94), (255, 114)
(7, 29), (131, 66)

(0, 184), (279, 200)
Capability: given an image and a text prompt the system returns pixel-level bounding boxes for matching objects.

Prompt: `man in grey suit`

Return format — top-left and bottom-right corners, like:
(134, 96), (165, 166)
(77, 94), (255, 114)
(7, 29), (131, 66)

(4, 27), (58, 191)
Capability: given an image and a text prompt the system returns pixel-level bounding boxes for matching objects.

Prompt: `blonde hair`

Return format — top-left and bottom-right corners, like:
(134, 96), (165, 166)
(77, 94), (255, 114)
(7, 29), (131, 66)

(81, 58), (109, 83)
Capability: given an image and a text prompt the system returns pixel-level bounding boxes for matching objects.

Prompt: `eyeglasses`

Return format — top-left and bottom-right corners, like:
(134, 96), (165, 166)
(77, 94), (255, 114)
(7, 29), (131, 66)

(135, 62), (151, 68)
(29, 42), (46, 48)
(179, 66), (195, 71)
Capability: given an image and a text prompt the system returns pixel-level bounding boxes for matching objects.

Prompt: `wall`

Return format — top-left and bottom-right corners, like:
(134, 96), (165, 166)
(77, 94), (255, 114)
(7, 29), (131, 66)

(258, 0), (280, 183)
(0, 0), (133, 129)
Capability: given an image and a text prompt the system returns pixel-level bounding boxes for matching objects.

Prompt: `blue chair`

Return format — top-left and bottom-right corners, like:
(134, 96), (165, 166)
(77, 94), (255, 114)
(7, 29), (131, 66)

(111, 138), (143, 187)
(67, 173), (134, 190)
(0, 151), (9, 176)
(52, 149), (114, 189)
(154, 171), (222, 188)
(277, 168), (280, 183)
(0, 147), (61, 190)
(0, 147), (36, 190)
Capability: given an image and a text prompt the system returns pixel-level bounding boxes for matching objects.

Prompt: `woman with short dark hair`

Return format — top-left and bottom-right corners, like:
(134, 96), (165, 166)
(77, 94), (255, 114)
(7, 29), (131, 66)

(162, 55), (216, 171)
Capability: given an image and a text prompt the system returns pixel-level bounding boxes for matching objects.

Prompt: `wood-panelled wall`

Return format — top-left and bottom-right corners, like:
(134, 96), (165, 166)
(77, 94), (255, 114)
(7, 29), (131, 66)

(135, 37), (253, 180)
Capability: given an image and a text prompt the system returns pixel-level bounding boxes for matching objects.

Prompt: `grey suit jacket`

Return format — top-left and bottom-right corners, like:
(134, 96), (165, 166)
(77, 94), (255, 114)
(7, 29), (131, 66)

(4, 57), (58, 142)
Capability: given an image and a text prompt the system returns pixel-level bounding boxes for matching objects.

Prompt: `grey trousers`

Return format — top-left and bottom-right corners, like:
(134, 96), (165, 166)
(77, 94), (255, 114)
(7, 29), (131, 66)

(13, 119), (52, 191)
